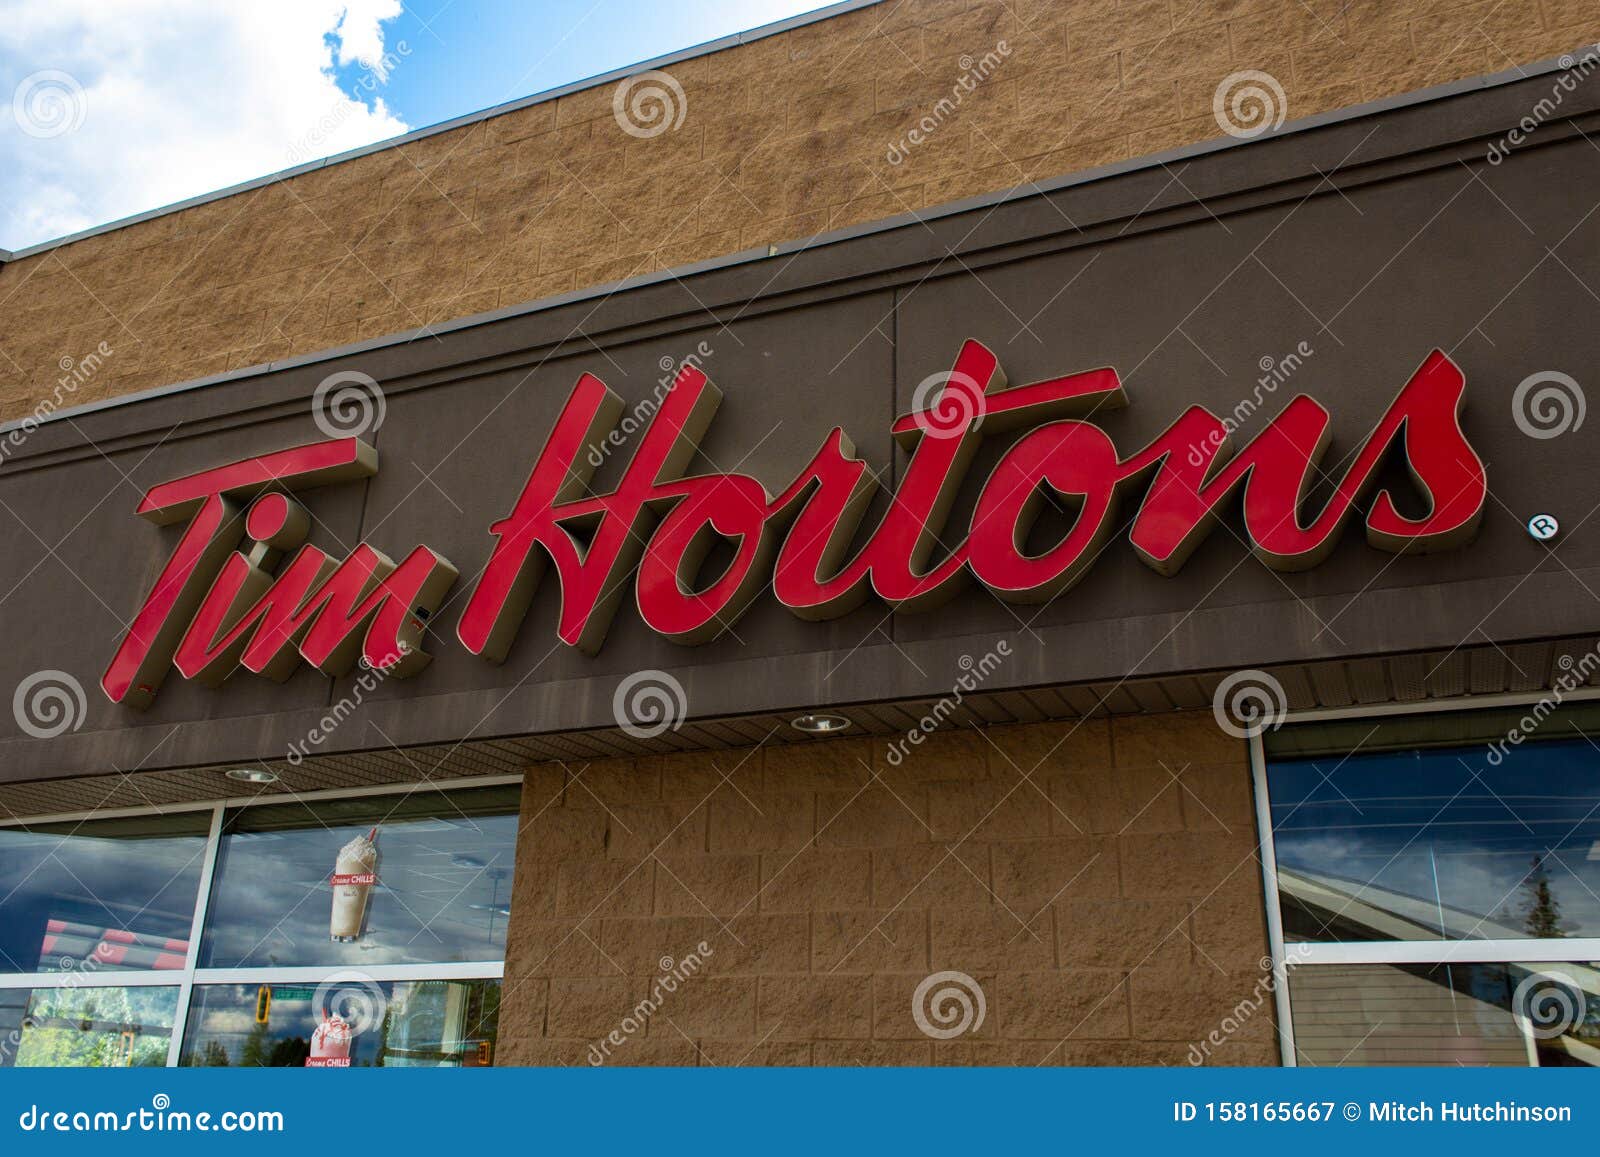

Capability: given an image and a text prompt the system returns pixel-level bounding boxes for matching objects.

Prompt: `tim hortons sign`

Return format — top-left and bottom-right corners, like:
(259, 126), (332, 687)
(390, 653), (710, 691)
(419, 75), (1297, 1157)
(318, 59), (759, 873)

(101, 340), (1486, 708)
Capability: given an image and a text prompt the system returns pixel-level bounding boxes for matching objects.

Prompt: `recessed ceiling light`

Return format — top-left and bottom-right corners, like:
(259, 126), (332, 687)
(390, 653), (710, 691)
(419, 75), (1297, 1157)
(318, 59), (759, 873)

(225, 768), (278, 784)
(791, 713), (851, 734)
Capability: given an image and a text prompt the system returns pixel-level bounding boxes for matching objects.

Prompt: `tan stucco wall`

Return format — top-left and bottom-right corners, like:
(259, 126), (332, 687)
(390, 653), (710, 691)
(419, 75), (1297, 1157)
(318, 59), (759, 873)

(1, 0), (1596, 422)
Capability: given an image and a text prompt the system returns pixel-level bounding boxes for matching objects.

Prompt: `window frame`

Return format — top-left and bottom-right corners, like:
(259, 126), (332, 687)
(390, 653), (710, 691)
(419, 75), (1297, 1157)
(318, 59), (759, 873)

(0, 772), (520, 1068)
(1252, 688), (1600, 1068)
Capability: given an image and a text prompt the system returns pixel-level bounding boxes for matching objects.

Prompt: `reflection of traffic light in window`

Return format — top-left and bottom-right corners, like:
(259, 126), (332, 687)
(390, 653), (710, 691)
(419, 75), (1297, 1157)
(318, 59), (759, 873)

(117, 1030), (136, 1067)
(255, 986), (271, 1025)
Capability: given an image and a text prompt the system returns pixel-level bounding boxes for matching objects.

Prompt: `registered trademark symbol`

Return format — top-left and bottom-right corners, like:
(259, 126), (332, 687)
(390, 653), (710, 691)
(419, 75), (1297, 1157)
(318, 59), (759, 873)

(1527, 513), (1560, 541)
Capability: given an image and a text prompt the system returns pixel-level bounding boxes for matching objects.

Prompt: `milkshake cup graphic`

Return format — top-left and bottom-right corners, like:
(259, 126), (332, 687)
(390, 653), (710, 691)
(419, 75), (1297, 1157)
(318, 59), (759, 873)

(308, 1011), (353, 1066)
(330, 828), (379, 942)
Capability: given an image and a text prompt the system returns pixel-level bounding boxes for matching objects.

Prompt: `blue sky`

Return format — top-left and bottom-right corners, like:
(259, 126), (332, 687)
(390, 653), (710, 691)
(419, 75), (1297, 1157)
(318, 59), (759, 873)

(364, 0), (834, 130)
(0, 0), (839, 251)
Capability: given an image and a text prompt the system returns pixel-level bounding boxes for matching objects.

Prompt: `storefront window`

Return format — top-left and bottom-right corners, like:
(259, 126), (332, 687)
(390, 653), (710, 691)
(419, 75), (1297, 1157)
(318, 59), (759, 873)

(178, 979), (501, 1067)
(0, 985), (179, 1067)
(0, 779), (516, 1068)
(0, 813), (210, 974)
(199, 786), (519, 969)
(1288, 962), (1600, 1067)
(1261, 705), (1600, 1067)
(1268, 738), (1600, 943)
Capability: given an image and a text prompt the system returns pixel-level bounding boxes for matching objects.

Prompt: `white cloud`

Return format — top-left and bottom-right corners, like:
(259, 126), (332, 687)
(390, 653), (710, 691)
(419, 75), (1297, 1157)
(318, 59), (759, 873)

(0, 0), (410, 251)
(332, 0), (404, 79)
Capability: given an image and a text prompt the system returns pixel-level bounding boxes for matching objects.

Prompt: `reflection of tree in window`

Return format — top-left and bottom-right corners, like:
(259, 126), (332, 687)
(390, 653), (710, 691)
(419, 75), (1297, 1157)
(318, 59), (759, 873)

(1518, 856), (1574, 938)
(16, 988), (171, 1067)
(236, 1020), (309, 1067)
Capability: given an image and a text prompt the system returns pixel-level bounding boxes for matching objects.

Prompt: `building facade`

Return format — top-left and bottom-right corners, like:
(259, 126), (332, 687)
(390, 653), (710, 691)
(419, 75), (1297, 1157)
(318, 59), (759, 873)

(1, 0), (1598, 1068)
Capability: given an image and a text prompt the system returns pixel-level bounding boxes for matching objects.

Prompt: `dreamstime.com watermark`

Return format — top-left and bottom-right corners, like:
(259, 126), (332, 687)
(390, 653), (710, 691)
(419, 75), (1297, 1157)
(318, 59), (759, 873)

(1512, 370), (1584, 440)
(313, 369), (386, 440)
(1185, 342), (1313, 468)
(1513, 968), (1590, 1040)
(1, 343), (114, 465)
(287, 41), (413, 164)
(11, 669), (88, 739)
(588, 943), (713, 1064)
(12, 69), (85, 138)
(886, 43), (1011, 165)
(1187, 945), (1313, 1065)
(16, 1095), (283, 1134)
(886, 641), (1012, 766)
(286, 649), (406, 765)
(587, 342), (714, 469)
(1487, 45), (1600, 164)
(612, 668), (688, 739)
(912, 970), (986, 1039)
(1213, 70), (1287, 139)
(613, 70), (687, 138)
(1486, 645), (1600, 765)
(311, 970), (389, 1053)
(907, 366), (984, 441)
(1212, 669), (1287, 740)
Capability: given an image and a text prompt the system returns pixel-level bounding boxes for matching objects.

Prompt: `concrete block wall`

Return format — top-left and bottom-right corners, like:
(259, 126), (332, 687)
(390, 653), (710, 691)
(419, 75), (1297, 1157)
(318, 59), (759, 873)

(2, 0), (1597, 421)
(496, 712), (1275, 1065)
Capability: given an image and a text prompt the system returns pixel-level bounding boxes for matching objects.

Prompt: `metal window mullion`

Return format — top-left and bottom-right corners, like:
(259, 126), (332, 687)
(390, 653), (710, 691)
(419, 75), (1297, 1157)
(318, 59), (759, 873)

(0, 799), (219, 830)
(1514, 1005), (1543, 1066)
(165, 803), (224, 1068)
(190, 960), (506, 986)
(1251, 733), (1297, 1068)
(1280, 684), (1600, 724)
(1282, 937), (1600, 967)
(0, 770), (524, 830)
(213, 773), (524, 812)
(0, 970), (183, 990)
(0, 961), (507, 991)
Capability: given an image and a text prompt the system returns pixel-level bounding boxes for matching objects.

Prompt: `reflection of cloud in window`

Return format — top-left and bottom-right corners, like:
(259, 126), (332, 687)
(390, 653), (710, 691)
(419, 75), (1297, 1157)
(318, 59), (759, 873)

(1270, 744), (1600, 941)
(1276, 830), (1595, 937)
(0, 832), (204, 969)
(202, 813), (517, 967)
(203, 1008), (260, 1036)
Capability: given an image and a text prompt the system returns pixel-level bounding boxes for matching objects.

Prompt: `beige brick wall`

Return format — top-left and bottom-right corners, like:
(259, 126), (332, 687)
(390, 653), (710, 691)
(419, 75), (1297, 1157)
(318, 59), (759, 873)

(496, 711), (1274, 1066)
(2, 0), (1597, 422)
